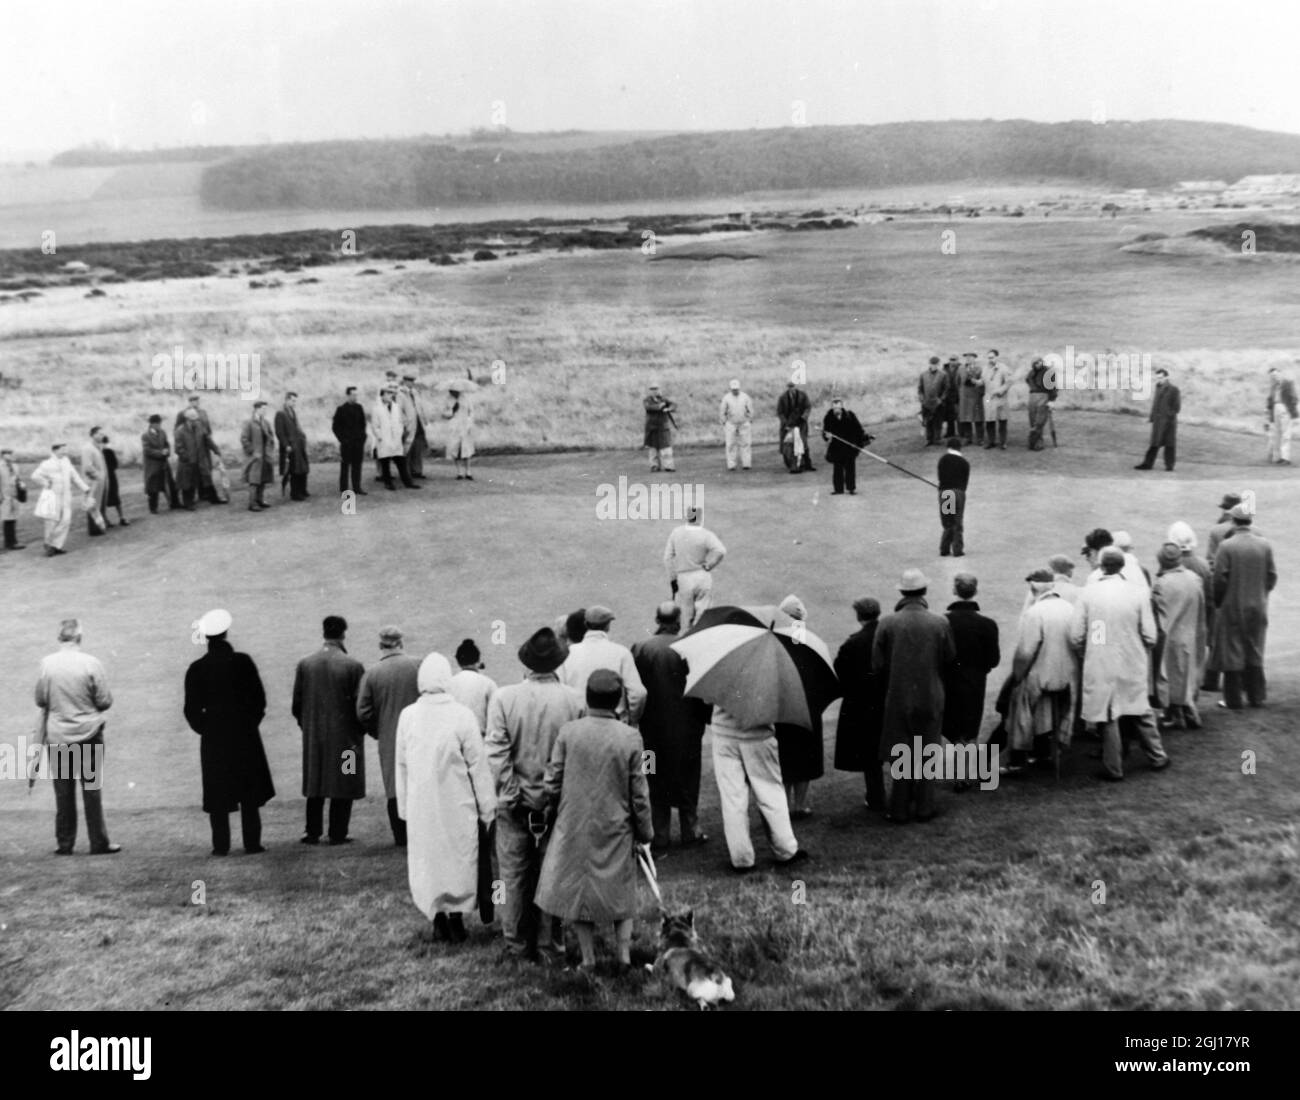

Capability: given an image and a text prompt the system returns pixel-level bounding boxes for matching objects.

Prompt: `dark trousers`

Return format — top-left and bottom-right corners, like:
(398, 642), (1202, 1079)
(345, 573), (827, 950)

(865, 759), (885, 810)
(386, 797), (407, 846)
(923, 408), (945, 444)
(832, 458), (857, 492)
(338, 441), (364, 493)
(888, 777), (935, 823)
(984, 420), (1007, 447)
(1139, 443), (1176, 470)
(305, 797), (353, 841)
(52, 734), (109, 852)
(210, 805), (262, 853)
(1222, 666), (1266, 708)
(378, 456), (416, 488)
(939, 488), (966, 555)
(943, 408), (958, 438)
(146, 466), (180, 512)
(650, 798), (699, 851)
(408, 429), (427, 478)
(3, 520), (19, 547)
(288, 472), (309, 500)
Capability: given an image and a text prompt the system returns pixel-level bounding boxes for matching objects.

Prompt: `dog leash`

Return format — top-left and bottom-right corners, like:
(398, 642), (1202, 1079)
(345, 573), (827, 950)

(636, 844), (667, 916)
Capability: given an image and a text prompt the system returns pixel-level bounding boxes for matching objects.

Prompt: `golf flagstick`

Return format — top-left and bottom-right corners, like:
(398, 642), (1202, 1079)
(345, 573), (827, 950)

(823, 431), (941, 490)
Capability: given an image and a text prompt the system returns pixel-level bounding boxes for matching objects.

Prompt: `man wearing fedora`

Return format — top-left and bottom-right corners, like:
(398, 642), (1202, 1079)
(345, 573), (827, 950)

(872, 569), (956, 822)
(485, 627), (585, 963)
(183, 610), (275, 855)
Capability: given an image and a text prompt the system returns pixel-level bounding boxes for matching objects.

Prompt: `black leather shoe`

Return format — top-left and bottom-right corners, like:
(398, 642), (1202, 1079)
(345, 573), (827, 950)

(244, 845), (267, 855)
(55, 848), (74, 856)
(328, 836), (353, 846)
(89, 844), (122, 855)
(300, 835), (320, 845)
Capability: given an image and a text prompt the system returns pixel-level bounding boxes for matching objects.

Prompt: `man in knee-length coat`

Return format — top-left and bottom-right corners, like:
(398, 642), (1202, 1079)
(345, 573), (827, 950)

(1208, 505), (1277, 709)
(1151, 542), (1206, 729)
(357, 626), (422, 847)
(833, 597), (885, 810)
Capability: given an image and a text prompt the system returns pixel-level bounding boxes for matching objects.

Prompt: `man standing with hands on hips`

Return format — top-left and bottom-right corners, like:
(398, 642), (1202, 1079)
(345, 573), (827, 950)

(663, 505), (727, 628)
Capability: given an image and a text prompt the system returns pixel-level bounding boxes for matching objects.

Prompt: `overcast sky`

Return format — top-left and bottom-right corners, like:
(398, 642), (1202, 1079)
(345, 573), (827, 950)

(4, 0), (1299, 157)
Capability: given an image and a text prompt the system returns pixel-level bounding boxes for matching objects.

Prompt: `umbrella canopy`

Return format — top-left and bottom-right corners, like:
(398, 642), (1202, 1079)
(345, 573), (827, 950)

(672, 606), (839, 731)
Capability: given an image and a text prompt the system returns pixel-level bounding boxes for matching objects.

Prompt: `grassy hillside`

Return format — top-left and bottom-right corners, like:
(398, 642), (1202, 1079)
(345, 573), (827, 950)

(198, 120), (1300, 211)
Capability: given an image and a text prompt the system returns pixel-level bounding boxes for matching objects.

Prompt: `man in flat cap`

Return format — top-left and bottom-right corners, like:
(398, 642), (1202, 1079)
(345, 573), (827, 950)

(644, 383), (677, 472)
(183, 610), (275, 855)
(1208, 503), (1277, 709)
(1070, 548), (1167, 781)
(1206, 492), (1242, 572)
(372, 385), (417, 490)
(175, 405), (224, 508)
(293, 616), (367, 845)
(140, 414), (181, 514)
(983, 349), (1011, 449)
(663, 505), (727, 629)
(275, 391), (310, 501)
(871, 569), (956, 822)
(631, 602), (709, 855)
(240, 399), (276, 512)
(357, 626), (422, 846)
(833, 597), (886, 812)
(485, 627), (585, 964)
(719, 378), (753, 470)
(560, 606), (646, 724)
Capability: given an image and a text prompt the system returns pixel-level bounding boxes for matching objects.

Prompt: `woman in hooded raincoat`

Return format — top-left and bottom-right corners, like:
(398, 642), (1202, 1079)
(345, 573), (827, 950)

(395, 653), (497, 943)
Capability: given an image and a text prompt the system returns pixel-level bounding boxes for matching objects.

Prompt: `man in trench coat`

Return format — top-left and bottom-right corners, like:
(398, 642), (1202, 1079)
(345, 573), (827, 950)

(1208, 505), (1277, 709)
(183, 609), (275, 855)
(644, 383), (677, 472)
(141, 414), (180, 513)
(275, 392), (311, 501)
(1151, 542), (1206, 729)
(357, 625), (422, 846)
(833, 597), (885, 811)
(942, 574), (1000, 789)
(292, 616), (367, 844)
(1135, 368), (1180, 471)
(240, 400), (276, 512)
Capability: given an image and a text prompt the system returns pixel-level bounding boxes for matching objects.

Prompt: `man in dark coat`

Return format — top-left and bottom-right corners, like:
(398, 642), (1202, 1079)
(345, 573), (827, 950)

(1209, 505), (1277, 709)
(942, 574), (1001, 790)
(872, 569), (956, 823)
(941, 356), (961, 438)
(174, 393), (212, 434)
(174, 406), (223, 508)
(240, 400), (276, 513)
(643, 383), (676, 472)
(331, 386), (369, 496)
(631, 602), (709, 856)
(1202, 492), (1241, 691)
(183, 609), (275, 856)
(356, 625), (421, 846)
(292, 615), (367, 844)
(1026, 357), (1056, 450)
(938, 436), (970, 557)
(833, 597), (885, 811)
(821, 398), (871, 494)
(141, 414), (180, 513)
(1135, 368), (1180, 471)
(275, 392), (310, 501)
(777, 380), (814, 472)
(918, 357), (949, 445)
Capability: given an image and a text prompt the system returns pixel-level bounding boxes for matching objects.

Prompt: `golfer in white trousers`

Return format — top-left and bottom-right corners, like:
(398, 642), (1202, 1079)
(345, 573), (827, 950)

(710, 707), (802, 871)
(663, 506), (726, 628)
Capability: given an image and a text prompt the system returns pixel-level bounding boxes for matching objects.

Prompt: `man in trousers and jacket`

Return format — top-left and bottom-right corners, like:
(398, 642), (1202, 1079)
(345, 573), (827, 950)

(357, 625), (422, 846)
(1070, 548), (1168, 781)
(631, 602), (709, 855)
(872, 570), (956, 823)
(35, 619), (119, 854)
(240, 400), (276, 512)
(822, 397), (870, 495)
(79, 427), (108, 536)
(938, 437), (970, 557)
(644, 383), (677, 472)
(485, 627), (586, 964)
(332, 386), (369, 496)
(292, 616), (367, 844)
(399, 374), (429, 479)
(833, 597), (885, 811)
(1265, 365), (1297, 465)
(175, 405), (224, 508)
(1135, 368), (1180, 471)
(1208, 504), (1277, 709)
(183, 609), (275, 855)
(174, 393), (212, 434)
(663, 505), (727, 627)
(372, 386), (417, 489)
(983, 350), (1011, 449)
(918, 357), (949, 445)
(957, 352), (986, 445)
(31, 443), (90, 556)
(777, 379), (814, 472)
(1026, 357), (1057, 450)
(275, 392), (311, 501)
(0, 446), (25, 550)
(141, 414), (180, 513)
(719, 379), (753, 470)
(559, 606), (647, 725)
(942, 574), (1000, 790)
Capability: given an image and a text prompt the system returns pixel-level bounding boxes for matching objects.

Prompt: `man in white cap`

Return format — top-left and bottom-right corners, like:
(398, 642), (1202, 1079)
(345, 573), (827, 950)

(871, 569), (956, 822)
(183, 610), (275, 855)
(719, 379), (753, 470)
(663, 505), (726, 628)
(560, 606), (646, 724)
(644, 383), (676, 472)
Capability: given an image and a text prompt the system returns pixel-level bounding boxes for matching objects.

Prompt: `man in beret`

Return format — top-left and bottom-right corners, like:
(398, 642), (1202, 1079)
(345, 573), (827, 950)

(560, 606), (646, 724)
(183, 610), (275, 855)
(140, 414), (180, 514)
(872, 569), (956, 821)
(1151, 541), (1206, 730)
(1070, 548), (1167, 781)
(485, 627), (585, 963)
(631, 602), (709, 855)
(833, 597), (886, 811)
(357, 626), (422, 846)
(1208, 504), (1277, 709)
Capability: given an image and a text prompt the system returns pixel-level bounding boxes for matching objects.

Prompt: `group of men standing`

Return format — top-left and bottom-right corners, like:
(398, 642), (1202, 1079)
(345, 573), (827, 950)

(918, 351), (1013, 449)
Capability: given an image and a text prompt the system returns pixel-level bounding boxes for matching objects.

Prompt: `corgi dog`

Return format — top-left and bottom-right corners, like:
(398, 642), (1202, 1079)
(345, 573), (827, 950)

(650, 910), (735, 1009)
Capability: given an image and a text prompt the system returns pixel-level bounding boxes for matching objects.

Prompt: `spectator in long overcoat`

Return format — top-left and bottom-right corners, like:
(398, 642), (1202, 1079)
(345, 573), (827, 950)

(942, 574), (1000, 789)
(240, 401), (276, 512)
(1208, 505), (1277, 709)
(630, 602), (709, 854)
(1005, 570), (1077, 766)
(918, 357), (949, 445)
(833, 597), (885, 811)
(982, 350), (1011, 449)
(644, 383), (677, 472)
(957, 353), (985, 445)
(872, 570), (956, 823)
(175, 406), (222, 508)
(777, 380), (814, 471)
(292, 615), (367, 844)
(183, 609), (275, 855)
(141, 414), (180, 513)
(941, 356), (962, 437)
(1151, 542), (1206, 729)
(1, 446), (26, 550)
(275, 392), (310, 500)
(357, 626), (421, 846)
(1134, 368), (1180, 471)
(822, 398), (869, 494)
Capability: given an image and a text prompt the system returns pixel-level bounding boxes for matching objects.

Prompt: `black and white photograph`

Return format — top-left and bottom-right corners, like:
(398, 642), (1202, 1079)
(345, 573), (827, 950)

(0, 0), (1295, 1054)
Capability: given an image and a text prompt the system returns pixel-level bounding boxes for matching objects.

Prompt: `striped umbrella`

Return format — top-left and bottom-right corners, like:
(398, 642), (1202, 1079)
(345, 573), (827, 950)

(671, 606), (838, 731)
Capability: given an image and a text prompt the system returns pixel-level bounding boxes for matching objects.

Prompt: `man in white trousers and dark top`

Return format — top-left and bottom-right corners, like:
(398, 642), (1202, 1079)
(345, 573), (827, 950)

(710, 705), (807, 873)
(719, 379), (753, 470)
(663, 506), (726, 628)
